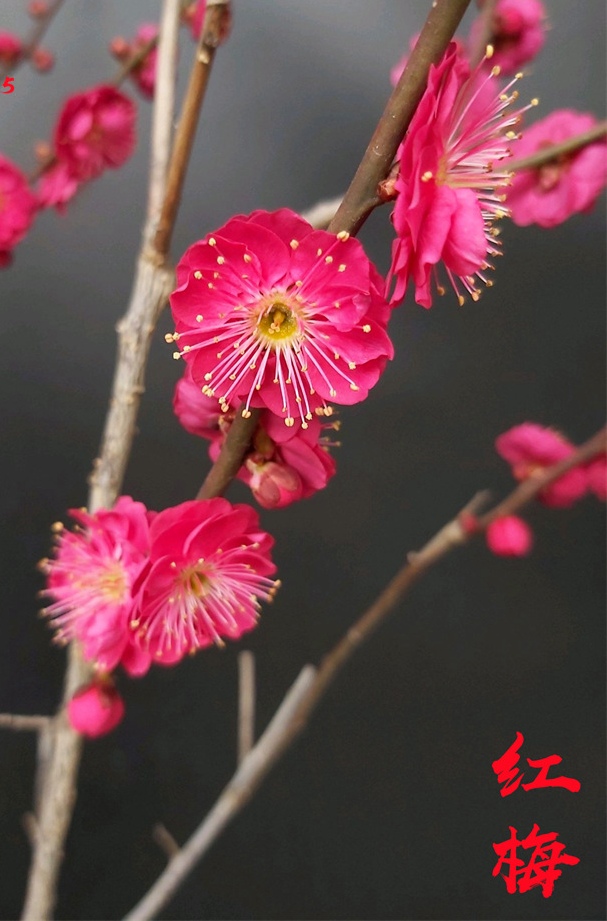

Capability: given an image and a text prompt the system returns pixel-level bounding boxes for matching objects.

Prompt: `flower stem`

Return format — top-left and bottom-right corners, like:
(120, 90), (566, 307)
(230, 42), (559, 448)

(509, 120), (607, 172)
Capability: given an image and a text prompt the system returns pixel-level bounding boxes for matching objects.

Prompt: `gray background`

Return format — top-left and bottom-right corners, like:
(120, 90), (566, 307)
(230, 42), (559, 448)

(0, 2), (605, 919)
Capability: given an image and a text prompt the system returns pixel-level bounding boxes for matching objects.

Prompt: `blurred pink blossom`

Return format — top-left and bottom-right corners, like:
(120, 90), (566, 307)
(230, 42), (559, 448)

(486, 516), (533, 557)
(67, 680), (125, 738)
(0, 31), (23, 68)
(42, 496), (152, 675)
(507, 110), (607, 227)
(495, 423), (587, 508)
(470, 0), (546, 75)
(0, 155), (38, 267)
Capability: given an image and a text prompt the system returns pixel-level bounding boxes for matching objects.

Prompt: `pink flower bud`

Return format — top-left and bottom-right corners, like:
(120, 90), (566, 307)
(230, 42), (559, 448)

(28, 1), (49, 17)
(67, 681), (125, 738)
(31, 47), (54, 72)
(486, 516), (533, 557)
(109, 36), (131, 60)
(248, 461), (304, 509)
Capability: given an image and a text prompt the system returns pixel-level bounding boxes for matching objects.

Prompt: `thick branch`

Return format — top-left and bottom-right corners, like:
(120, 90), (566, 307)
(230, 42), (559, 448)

(123, 424), (605, 919)
(20, 5), (186, 919)
(328, 0), (472, 235)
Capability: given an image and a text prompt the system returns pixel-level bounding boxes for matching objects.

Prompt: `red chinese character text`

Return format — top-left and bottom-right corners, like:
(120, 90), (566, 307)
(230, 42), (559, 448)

(492, 732), (580, 796)
(492, 824), (579, 897)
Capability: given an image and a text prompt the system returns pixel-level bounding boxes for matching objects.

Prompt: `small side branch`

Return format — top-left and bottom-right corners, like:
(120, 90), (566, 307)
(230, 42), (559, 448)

(237, 651), (256, 764)
(509, 121), (607, 172)
(0, 714), (50, 732)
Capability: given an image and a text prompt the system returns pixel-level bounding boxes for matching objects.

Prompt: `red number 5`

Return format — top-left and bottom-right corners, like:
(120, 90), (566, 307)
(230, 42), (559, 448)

(2, 77), (15, 94)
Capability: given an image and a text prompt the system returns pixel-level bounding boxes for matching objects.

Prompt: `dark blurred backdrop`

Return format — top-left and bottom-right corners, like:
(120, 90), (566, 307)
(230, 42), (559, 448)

(0, 2), (605, 919)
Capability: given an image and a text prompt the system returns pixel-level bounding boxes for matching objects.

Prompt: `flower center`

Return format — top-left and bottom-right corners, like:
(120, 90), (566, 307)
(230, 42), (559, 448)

(94, 562), (127, 603)
(179, 564), (210, 597)
(255, 298), (300, 346)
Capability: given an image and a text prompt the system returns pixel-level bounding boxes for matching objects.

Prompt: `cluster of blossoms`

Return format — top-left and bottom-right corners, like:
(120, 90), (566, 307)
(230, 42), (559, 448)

(481, 423), (605, 557)
(41, 496), (279, 736)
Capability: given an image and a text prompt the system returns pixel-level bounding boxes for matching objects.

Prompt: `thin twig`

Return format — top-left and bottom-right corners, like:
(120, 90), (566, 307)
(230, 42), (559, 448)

(152, 824), (180, 861)
(20, 5), (186, 919)
(0, 0), (65, 83)
(0, 714), (50, 732)
(154, 0), (233, 258)
(237, 651), (256, 764)
(508, 120), (607, 173)
(196, 408), (260, 499)
(301, 194), (342, 230)
(123, 666), (317, 921)
(123, 425), (605, 920)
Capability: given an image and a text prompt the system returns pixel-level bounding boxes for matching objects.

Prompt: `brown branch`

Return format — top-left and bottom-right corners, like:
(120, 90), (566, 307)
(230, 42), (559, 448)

(237, 651), (256, 764)
(111, 35), (159, 88)
(154, 0), (232, 258)
(21, 4), (190, 919)
(123, 424), (605, 920)
(196, 408), (260, 499)
(509, 120), (607, 173)
(328, 0), (472, 236)
(0, 714), (50, 732)
(0, 0), (64, 83)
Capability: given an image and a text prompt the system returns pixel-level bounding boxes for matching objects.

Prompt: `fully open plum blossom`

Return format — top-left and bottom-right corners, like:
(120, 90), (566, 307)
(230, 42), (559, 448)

(41, 496), (152, 676)
(174, 366), (337, 508)
(130, 499), (279, 663)
(0, 31), (22, 67)
(169, 209), (393, 426)
(67, 679), (125, 738)
(470, 0), (546, 75)
(507, 110), (607, 228)
(486, 515), (533, 557)
(387, 43), (533, 309)
(0, 155), (38, 267)
(495, 423), (587, 508)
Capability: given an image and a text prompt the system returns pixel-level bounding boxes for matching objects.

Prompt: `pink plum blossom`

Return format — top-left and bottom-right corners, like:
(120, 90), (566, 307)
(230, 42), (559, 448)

(67, 680), (125, 738)
(174, 366), (337, 508)
(0, 32), (23, 68)
(0, 155), (38, 267)
(486, 515), (533, 557)
(38, 161), (80, 212)
(42, 496), (152, 676)
(170, 208), (393, 426)
(495, 422), (587, 508)
(51, 85), (137, 183)
(507, 110), (607, 228)
(387, 43), (530, 308)
(470, 0), (546, 74)
(131, 499), (279, 664)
